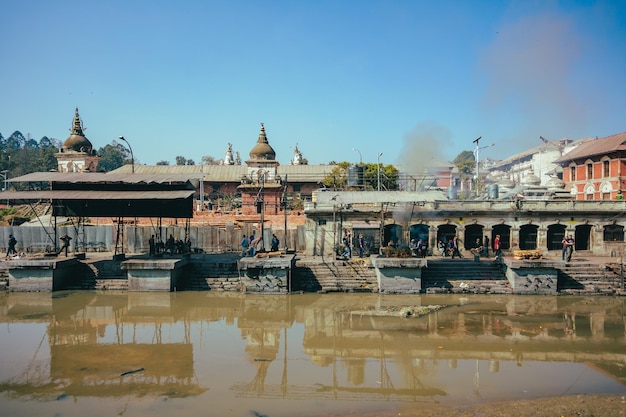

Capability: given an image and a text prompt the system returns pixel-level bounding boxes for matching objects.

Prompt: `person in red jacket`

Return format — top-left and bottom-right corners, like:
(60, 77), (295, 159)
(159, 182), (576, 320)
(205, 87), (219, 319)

(493, 234), (501, 258)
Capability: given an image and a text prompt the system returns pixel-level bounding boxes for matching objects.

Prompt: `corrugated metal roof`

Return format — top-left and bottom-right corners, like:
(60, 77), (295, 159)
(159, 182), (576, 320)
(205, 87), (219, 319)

(555, 132), (626, 163)
(111, 164), (248, 182)
(0, 190), (195, 201)
(112, 163), (335, 182)
(9, 171), (200, 184)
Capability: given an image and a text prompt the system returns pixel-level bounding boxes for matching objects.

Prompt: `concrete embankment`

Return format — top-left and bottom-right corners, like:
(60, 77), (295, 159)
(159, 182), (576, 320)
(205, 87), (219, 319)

(0, 252), (624, 295)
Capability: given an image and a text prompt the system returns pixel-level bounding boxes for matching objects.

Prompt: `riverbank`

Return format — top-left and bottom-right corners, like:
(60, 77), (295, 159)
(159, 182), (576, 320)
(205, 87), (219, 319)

(351, 394), (626, 417)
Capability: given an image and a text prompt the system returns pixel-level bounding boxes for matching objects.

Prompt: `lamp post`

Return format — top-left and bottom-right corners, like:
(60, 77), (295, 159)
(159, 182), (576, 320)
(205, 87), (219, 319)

(118, 136), (135, 173)
(472, 137), (494, 188)
(352, 147), (362, 164)
(377, 152), (383, 191)
(1, 170), (8, 207)
(0, 170), (7, 192)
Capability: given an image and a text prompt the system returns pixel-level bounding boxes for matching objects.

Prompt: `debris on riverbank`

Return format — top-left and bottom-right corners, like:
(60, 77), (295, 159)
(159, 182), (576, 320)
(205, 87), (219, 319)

(345, 304), (446, 318)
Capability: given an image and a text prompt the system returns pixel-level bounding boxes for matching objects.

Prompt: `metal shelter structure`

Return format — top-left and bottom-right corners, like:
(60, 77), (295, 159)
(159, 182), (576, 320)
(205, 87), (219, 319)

(3, 172), (198, 256)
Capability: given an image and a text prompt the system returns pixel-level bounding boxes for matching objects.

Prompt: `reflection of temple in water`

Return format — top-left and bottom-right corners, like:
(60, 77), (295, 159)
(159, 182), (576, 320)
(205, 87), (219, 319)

(0, 293), (624, 403)
(0, 292), (207, 399)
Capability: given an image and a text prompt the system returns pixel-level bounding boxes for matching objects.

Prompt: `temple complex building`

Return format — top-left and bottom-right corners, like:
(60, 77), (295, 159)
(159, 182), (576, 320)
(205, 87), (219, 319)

(55, 107), (100, 172)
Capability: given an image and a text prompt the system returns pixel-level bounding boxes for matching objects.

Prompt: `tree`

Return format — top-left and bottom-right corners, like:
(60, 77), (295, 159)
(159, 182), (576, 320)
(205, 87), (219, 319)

(176, 155), (195, 165)
(156, 160), (170, 166)
(97, 141), (130, 172)
(201, 155), (220, 165)
(453, 150), (475, 187)
(321, 161), (351, 188)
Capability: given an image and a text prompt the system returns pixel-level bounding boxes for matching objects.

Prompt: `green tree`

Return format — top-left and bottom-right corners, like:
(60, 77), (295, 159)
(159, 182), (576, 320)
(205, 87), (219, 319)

(453, 150), (475, 184)
(321, 161), (351, 188)
(176, 155), (196, 165)
(97, 142), (130, 172)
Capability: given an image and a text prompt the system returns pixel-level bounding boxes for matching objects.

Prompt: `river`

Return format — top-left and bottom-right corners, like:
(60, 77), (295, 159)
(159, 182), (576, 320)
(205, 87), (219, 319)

(0, 291), (625, 417)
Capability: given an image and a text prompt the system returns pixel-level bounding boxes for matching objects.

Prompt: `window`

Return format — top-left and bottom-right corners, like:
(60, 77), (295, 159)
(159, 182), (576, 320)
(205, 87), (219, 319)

(604, 224), (624, 242)
(570, 166), (576, 181)
(603, 160), (610, 177)
(587, 163), (593, 179)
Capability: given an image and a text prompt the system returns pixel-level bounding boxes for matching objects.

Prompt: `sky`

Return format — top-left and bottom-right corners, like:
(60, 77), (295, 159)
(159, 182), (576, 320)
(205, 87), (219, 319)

(1, 0), (625, 169)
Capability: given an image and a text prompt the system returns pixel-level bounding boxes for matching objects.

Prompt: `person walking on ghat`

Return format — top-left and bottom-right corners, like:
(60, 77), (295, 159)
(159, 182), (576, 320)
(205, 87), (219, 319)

(494, 234), (502, 258)
(240, 235), (250, 256)
(6, 234), (17, 258)
(357, 234), (365, 258)
(59, 234), (72, 257)
(562, 234), (575, 262)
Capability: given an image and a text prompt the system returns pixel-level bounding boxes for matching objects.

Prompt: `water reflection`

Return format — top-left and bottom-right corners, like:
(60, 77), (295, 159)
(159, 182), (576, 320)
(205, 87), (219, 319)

(0, 292), (625, 417)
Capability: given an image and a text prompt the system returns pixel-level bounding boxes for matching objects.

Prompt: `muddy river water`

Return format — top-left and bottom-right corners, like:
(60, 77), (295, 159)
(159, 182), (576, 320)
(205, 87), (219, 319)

(1, 291), (625, 417)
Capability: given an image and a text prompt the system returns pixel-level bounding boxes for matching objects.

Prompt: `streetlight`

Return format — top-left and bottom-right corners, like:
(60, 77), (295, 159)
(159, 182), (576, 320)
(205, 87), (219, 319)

(0, 170), (7, 192)
(472, 137), (494, 183)
(118, 136), (135, 173)
(352, 147), (362, 164)
(377, 152), (383, 191)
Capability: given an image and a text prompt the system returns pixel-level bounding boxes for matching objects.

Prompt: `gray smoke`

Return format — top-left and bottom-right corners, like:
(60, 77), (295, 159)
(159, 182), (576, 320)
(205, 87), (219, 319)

(478, 11), (586, 152)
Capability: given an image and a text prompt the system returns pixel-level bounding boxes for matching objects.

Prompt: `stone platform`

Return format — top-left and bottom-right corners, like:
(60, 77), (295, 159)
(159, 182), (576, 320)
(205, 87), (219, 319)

(121, 256), (190, 292)
(3, 257), (82, 292)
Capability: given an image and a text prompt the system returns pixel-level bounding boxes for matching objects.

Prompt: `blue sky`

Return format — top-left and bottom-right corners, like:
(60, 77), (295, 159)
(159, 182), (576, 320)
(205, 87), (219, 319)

(1, 0), (624, 168)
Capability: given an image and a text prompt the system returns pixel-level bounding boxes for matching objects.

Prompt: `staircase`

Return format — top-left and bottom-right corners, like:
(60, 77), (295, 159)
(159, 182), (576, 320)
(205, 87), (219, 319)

(557, 260), (624, 294)
(293, 258), (378, 293)
(180, 257), (241, 291)
(67, 259), (128, 290)
(421, 258), (511, 294)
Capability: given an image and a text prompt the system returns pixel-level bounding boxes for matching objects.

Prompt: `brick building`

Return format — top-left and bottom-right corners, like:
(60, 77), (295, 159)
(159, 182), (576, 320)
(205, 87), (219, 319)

(556, 132), (626, 200)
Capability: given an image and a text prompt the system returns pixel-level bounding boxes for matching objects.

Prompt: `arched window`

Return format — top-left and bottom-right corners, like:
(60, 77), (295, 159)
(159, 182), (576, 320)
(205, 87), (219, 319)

(604, 224), (624, 242)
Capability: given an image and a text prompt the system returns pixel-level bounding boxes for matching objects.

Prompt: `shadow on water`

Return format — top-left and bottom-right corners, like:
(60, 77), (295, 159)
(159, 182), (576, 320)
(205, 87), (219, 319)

(0, 291), (625, 417)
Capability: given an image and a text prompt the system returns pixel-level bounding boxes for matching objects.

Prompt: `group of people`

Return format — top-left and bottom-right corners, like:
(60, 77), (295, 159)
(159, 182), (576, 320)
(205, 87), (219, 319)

(148, 234), (191, 256)
(562, 234), (575, 261)
(435, 234), (503, 259)
(339, 231), (367, 260)
(409, 238), (427, 258)
(240, 233), (265, 257)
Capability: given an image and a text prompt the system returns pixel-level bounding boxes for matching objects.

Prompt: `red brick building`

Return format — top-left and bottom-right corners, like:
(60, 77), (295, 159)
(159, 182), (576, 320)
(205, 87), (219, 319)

(556, 132), (626, 200)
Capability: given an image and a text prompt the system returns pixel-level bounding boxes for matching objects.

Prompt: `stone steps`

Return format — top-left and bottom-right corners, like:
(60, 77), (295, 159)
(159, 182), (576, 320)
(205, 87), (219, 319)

(422, 258), (506, 281)
(557, 262), (623, 294)
(294, 259), (378, 293)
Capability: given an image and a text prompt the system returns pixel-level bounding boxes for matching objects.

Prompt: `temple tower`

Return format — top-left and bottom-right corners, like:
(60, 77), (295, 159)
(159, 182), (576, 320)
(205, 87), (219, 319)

(55, 107), (100, 172)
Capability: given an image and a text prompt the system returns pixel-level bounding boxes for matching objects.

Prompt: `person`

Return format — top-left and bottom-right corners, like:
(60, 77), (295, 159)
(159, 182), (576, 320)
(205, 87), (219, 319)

(250, 235), (262, 255)
(59, 234), (72, 257)
(149, 235), (156, 256)
(483, 235), (490, 257)
(343, 231), (352, 258)
(494, 234), (502, 258)
(473, 238), (483, 259)
(340, 238), (351, 260)
(437, 240), (446, 256)
(409, 239), (418, 256)
(6, 234), (17, 257)
(447, 239), (455, 257)
(166, 234), (175, 254)
(563, 234), (575, 261)
(248, 234), (257, 257)
(271, 234), (280, 252)
(416, 238), (426, 258)
(357, 234), (365, 258)
(451, 236), (462, 259)
(240, 235), (250, 256)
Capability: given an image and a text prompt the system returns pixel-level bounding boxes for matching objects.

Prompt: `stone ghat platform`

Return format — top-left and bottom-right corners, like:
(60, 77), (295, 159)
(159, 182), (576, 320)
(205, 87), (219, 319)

(0, 252), (624, 295)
